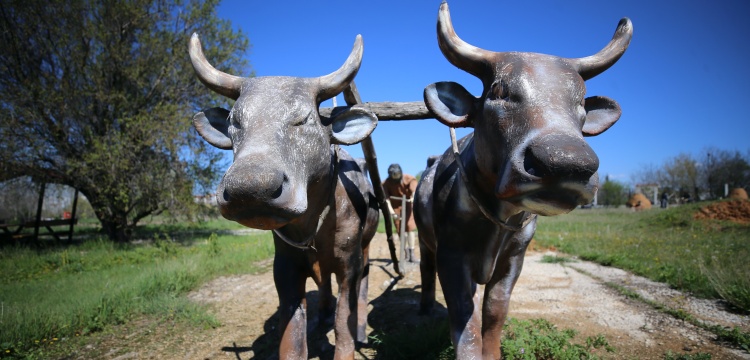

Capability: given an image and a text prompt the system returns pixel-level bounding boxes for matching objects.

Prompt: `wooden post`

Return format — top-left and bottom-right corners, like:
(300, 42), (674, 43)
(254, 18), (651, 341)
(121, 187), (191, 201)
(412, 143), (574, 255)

(399, 195), (407, 262)
(67, 188), (79, 242)
(342, 81), (403, 276)
(33, 182), (46, 242)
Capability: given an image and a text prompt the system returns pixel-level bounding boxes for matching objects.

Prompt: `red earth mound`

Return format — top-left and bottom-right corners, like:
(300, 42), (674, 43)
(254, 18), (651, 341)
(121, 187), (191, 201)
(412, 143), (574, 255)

(626, 193), (652, 211)
(694, 199), (750, 224)
(729, 188), (748, 199)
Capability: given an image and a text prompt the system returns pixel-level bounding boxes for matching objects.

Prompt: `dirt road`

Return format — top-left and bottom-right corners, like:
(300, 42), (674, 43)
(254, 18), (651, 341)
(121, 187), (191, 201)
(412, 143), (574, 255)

(87, 233), (749, 359)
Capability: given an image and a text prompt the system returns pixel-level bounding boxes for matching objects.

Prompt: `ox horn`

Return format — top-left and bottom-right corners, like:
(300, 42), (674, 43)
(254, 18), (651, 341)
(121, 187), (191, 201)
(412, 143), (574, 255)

(189, 33), (244, 100)
(436, 2), (495, 80)
(316, 35), (364, 102)
(572, 18), (633, 80)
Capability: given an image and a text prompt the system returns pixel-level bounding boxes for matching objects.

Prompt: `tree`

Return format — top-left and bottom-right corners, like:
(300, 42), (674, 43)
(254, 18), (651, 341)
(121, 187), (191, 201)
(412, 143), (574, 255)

(703, 147), (750, 198)
(598, 175), (627, 207)
(0, 0), (250, 241)
(662, 153), (701, 200)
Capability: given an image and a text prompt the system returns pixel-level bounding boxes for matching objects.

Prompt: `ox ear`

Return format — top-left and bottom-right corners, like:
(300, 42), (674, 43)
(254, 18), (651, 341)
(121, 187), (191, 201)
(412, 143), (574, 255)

(329, 107), (378, 145)
(583, 96), (622, 137)
(424, 81), (475, 128)
(193, 107), (233, 150)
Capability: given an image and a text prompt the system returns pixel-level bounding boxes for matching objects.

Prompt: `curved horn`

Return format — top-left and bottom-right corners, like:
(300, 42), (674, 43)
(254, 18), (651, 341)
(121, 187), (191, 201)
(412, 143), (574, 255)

(572, 18), (633, 80)
(436, 2), (495, 80)
(189, 33), (244, 100)
(316, 35), (364, 102)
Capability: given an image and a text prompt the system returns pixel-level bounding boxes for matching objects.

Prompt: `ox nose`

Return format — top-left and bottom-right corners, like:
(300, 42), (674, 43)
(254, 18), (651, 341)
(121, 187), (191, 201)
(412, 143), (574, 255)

(219, 161), (286, 206)
(522, 135), (599, 181)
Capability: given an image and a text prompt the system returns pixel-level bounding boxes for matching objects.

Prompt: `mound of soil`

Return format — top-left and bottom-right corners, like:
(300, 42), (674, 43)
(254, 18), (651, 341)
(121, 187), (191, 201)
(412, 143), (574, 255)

(626, 193), (652, 210)
(694, 199), (750, 224)
(730, 188), (748, 200)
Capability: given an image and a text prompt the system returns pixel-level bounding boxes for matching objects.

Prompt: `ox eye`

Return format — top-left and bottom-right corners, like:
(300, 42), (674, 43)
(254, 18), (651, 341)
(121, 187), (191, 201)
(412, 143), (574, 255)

(229, 113), (240, 129)
(293, 110), (315, 126)
(488, 81), (509, 101)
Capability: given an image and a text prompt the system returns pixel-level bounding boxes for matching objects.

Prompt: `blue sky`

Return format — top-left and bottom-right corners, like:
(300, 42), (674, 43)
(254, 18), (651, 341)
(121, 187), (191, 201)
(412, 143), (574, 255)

(215, 0), (750, 184)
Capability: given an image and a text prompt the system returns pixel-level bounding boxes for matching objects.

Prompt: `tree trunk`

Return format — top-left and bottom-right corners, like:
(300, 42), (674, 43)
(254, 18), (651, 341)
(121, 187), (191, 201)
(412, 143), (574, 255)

(87, 193), (134, 243)
(101, 221), (132, 243)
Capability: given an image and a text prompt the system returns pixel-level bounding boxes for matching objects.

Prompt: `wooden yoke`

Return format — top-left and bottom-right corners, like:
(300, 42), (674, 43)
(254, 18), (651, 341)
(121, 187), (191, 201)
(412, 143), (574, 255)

(319, 100), (434, 121)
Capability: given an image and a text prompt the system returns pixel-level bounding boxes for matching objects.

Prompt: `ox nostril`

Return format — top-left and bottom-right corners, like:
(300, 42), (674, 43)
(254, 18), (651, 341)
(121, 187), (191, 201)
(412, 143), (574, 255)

(270, 174), (288, 200)
(222, 188), (231, 202)
(523, 148), (543, 178)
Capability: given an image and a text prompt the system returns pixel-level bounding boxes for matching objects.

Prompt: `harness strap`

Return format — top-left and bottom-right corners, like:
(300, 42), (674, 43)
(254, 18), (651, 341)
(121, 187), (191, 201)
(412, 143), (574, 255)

(449, 128), (535, 232)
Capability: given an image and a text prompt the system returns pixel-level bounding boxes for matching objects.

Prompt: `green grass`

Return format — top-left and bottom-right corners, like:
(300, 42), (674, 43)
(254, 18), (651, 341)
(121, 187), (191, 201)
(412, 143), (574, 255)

(534, 202), (750, 313)
(0, 230), (274, 358)
(369, 317), (615, 360)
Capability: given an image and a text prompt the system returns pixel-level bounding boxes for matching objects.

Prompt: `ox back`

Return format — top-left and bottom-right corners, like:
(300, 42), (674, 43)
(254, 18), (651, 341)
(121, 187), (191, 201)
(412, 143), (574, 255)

(414, 3), (632, 359)
(189, 34), (379, 359)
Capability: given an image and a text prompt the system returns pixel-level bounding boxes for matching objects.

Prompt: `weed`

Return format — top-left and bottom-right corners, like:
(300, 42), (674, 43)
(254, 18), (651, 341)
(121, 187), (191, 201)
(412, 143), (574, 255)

(540, 254), (575, 264)
(663, 351), (712, 360)
(369, 317), (615, 360)
(206, 232), (221, 256)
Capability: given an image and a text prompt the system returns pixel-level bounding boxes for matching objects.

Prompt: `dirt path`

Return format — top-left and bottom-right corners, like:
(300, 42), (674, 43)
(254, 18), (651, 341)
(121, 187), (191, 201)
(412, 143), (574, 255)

(83, 233), (749, 359)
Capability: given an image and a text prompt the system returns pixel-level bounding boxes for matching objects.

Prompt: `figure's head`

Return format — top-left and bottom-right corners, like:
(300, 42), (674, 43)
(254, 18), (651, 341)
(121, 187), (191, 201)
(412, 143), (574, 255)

(388, 163), (403, 181)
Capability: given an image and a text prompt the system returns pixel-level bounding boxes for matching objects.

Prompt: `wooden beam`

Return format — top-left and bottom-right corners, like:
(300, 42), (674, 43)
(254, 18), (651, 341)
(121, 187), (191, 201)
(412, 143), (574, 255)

(320, 101), (434, 121)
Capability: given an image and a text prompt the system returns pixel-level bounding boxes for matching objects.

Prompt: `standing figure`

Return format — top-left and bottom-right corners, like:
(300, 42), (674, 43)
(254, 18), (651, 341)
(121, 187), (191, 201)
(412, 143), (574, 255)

(383, 163), (419, 263)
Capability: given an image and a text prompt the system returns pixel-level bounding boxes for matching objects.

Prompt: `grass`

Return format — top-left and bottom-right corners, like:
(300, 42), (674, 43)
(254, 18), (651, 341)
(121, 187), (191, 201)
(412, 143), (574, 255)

(369, 317), (615, 360)
(3, 202), (746, 358)
(0, 230), (274, 358)
(533, 202), (750, 313)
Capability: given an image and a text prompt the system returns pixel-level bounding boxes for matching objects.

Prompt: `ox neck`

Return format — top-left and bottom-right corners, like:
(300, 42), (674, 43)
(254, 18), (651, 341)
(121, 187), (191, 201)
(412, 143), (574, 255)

(450, 129), (534, 232)
(272, 147), (339, 251)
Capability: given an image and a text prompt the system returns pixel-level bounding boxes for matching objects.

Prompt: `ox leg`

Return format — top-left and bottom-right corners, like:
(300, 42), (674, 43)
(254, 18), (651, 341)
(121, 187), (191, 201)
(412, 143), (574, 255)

(317, 272), (336, 328)
(437, 248), (483, 359)
(481, 253), (526, 359)
(273, 249), (309, 360)
(332, 255), (363, 360)
(357, 244), (371, 343)
(418, 237), (437, 315)
(483, 219), (536, 359)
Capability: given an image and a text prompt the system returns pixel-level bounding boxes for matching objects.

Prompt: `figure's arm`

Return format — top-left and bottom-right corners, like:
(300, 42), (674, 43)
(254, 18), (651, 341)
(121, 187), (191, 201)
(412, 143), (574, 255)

(407, 177), (419, 202)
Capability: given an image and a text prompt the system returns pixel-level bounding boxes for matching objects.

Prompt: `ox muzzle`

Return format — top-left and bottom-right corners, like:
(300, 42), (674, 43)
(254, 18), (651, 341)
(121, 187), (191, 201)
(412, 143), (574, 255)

(217, 155), (308, 230)
(496, 133), (599, 215)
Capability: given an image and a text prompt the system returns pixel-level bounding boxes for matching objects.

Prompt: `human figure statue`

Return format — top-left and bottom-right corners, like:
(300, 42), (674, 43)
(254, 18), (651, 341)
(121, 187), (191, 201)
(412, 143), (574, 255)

(383, 163), (419, 263)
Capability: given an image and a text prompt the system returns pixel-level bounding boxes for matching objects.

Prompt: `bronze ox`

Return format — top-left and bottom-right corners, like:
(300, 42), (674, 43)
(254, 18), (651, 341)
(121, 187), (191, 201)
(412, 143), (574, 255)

(189, 34), (379, 359)
(414, 3), (632, 359)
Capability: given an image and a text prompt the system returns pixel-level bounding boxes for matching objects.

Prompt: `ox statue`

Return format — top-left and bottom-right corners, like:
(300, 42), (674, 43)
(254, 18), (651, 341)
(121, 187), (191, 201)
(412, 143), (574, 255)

(189, 34), (379, 359)
(414, 3), (632, 358)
